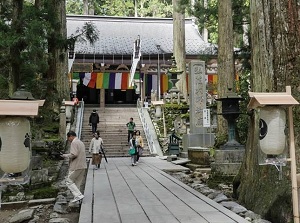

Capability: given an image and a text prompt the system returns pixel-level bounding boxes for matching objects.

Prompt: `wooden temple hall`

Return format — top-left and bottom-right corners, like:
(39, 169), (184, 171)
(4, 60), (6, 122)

(66, 15), (217, 105)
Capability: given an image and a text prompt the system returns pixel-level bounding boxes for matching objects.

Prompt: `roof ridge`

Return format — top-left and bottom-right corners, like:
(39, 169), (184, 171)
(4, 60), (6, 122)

(66, 14), (194, 23)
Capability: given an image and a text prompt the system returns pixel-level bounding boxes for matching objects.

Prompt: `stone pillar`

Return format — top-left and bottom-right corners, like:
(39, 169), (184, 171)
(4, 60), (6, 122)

(59, 104), (66, 140)
(189, 60), (206, 134)
(182, 60), (214, 165)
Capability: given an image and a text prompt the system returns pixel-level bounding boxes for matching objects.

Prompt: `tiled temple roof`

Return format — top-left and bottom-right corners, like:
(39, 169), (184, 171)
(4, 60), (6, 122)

(67, 15), (217, 57)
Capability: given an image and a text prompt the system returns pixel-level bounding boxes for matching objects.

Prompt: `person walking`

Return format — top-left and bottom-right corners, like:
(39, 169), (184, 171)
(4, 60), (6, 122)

(135, 130), (144, 163)
(89, 131), (103, 169)
(72, 94), (79, 106)
(129, 133), (138, 166)
(126, 117), (136, 144)
(61, 131), (87, 203)
(89, 109), (100, 133)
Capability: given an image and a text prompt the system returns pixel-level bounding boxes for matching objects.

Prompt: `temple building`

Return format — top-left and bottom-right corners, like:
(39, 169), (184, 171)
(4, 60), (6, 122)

(67, 15), (218, 105)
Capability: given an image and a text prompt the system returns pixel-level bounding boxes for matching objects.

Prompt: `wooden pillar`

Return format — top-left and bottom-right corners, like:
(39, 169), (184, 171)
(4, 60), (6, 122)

(100, 89), (105, 108)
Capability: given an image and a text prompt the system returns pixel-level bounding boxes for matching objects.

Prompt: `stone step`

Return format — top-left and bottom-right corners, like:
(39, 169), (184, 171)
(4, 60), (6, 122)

(81, 106), (150, 157)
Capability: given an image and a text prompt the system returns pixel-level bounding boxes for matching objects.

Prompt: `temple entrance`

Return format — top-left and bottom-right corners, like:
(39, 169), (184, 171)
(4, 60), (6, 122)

(76, 84), (138, 104)
(105, 89), (138, 104)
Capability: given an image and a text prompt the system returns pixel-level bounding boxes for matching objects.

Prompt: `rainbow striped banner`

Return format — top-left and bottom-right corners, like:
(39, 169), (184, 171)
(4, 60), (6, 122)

(72, 72), (190, 94)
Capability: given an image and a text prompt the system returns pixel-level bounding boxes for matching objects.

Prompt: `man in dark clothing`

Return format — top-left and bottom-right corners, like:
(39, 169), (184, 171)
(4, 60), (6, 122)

(126, 117), (136, 144)
(89, 110), (100, 133)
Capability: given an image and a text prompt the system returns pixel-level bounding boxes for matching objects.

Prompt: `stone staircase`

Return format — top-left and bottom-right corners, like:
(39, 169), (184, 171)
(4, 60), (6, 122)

(81, 106), (150, 157)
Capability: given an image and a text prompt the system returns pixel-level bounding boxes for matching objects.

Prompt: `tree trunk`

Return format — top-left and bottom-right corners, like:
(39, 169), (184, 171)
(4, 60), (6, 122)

(83, 0), (88, 15)
(46, 0), (68, 108)
(172, 0), (187, 100)
(56, 0), (69, 101)
(235, 1), (300, 222)
(9, 0), (24, 96)
(216, 0), (234, 143)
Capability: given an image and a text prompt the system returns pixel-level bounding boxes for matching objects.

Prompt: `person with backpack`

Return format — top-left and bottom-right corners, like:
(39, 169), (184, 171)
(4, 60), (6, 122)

(89, 109), (100, 133)
(126, 117), (136, 144)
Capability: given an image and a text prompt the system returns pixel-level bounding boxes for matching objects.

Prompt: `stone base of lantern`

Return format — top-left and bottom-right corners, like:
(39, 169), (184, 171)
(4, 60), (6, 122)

(183, 133), (215, 150)
(188, 147), (211, 167)
(211, 146), (245, 176)
(211, 163), (243, 176)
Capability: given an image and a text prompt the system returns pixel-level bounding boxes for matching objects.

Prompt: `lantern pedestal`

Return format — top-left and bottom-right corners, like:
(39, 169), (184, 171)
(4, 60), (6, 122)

(211, 90), (245, 176)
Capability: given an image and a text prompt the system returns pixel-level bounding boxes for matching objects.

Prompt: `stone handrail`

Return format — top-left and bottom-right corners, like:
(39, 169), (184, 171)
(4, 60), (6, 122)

(75, 100), (85, 139)
(137, 100), (163, 156)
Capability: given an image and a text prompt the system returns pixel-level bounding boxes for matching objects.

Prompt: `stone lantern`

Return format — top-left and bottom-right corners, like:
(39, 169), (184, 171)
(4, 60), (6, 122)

(216, 89), (243, 148)
(211, 89), (244, 177)
(151, 100), (167, 137)
(167, 56), (183, 104)
(0, 86), (44, 184)
(167, 56), (182, 91)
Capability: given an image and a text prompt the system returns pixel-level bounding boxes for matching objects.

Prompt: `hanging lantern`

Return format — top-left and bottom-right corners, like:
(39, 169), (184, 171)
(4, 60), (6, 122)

(0, 86), (44, 184)
(259, 106), (286, 155)
(0, 117), (31, 173)
(247, 87), (300, 222)
(247, 88), (298, 166)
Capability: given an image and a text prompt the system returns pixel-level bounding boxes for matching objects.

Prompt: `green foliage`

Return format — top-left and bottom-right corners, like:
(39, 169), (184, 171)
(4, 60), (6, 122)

(236, 70), (250, 145)
(27, 186), (59, 199)
(190, 0), (250, 45)
(0, 1), (99, 99)
(66, 0), (84, 14)
(214, 133), (227, 148)
(69, 22), (99, 49)
(152, 103), (189, 137)
(140, 0), (173, 17)
(66, 0), (173, 18)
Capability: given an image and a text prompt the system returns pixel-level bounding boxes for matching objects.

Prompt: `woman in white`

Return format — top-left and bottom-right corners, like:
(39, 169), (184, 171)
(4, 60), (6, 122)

(89, 131), (103, 169)
(135, 130), (144, 163)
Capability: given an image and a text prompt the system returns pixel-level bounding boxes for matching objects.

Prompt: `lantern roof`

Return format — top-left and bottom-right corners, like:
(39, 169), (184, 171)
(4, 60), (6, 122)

(167, 56), (183, 76)
(216, 90), (243, 101)
(151, 100), (165, 106)
(0, 100), (45, 116)
(10, 85), (35, 100)
(247, 86), (299, 110)
(64, 101), (75, 106)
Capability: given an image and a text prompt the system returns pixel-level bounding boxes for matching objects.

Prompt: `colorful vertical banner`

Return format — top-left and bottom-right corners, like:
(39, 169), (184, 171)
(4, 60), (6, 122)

(83, 73), (91, 86)
(88, 72), (97, 88)
(109, 73), (116, 89)
(72, 72), (80, 79)
(102, 72), (110, 89)
(72, 72), (195, 93)
(96, 72), (103, 89)
(121, 72), (129, 90)
(114, 73), (122, 89)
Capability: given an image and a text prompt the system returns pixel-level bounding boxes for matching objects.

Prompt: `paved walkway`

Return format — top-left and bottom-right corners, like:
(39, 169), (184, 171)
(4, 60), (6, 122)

(78, 157), (248, 223)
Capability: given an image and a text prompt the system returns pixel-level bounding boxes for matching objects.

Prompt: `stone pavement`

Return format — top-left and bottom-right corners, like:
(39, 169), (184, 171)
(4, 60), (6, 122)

(78, 157), (248, 223)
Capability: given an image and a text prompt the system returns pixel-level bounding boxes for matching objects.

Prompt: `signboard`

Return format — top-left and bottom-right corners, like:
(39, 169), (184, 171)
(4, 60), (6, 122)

(129, 36), (141, 87)
(203, 109), (211, 127)
(72, 63), (93, 72)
